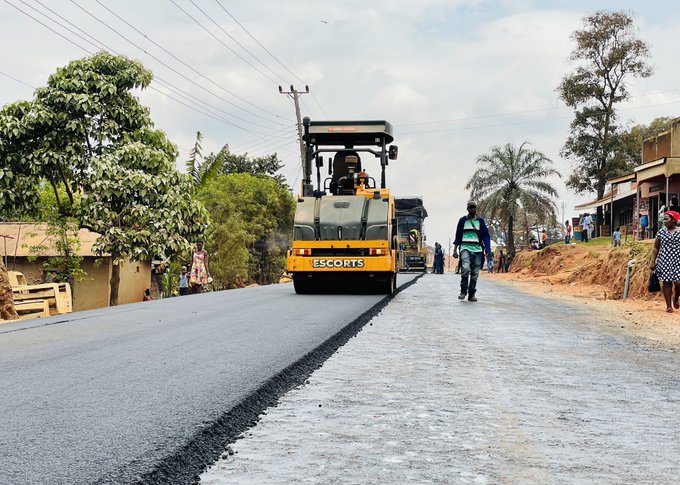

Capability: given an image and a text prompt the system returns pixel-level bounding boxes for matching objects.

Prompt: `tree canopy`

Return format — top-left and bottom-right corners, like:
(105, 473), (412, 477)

(197, 173), (294, 289)
(558, 11), (652, 233)
(615, 117), (675, 170)
(466, 142), (560, 256)
(204, 144), (288, 187)
(0, 52), (208, 305)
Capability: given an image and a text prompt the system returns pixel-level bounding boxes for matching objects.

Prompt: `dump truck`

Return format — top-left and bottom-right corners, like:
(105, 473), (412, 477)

(395, 196), (428, 272)
(286, 118), (399, 294)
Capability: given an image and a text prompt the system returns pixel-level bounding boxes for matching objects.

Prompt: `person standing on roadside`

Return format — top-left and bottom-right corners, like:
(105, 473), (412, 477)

(612, 227), (622, 247)
(433, 242), (444, 274)
(486, 250), (495, 273)
(179, 266), (189, 296)
(189, 240), (210, 294)
(565, 220), (572, 244)
(669, 196), (680, 214)
(453, 201), (491, 302)
(497, 250), (507, 273)
(580, 213), (592, 243)
(649, 211), (680, 313)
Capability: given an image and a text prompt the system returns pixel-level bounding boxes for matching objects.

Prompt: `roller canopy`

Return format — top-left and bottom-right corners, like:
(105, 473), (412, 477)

(304, 120), (394, 146)
(394, 197), (428, 218)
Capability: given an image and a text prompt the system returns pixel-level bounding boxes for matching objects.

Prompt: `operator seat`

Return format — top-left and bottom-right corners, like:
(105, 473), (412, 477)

(330, 150), (361, 195)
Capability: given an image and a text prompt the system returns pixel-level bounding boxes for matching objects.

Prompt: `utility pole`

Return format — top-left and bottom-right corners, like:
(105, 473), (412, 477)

(279, 85), (310, 193)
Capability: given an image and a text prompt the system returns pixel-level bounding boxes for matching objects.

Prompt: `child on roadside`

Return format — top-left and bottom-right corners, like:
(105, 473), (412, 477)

(612, 227), (622, 247)
(179, 266), (189, 296)
(565, 220), (572, 244)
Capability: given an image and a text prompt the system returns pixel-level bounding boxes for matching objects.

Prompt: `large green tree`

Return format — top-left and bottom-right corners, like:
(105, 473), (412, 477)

(615, 117), (675, 169)
(558, 11), (652, 234)
(0, 52), (208, 305)
(206, 145), (287, 187)
(466, 142), (560, 257)
(197, 173), (294, 289)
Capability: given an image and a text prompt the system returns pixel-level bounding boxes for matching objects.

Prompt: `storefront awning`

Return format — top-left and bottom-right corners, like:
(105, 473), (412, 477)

(573, 185), (634, 211)
(635, 157), (680, 182)
(606, 173), (635, 185)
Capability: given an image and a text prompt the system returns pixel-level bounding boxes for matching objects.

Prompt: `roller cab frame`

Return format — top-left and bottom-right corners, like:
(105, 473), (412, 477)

(286, 119), (399, 294)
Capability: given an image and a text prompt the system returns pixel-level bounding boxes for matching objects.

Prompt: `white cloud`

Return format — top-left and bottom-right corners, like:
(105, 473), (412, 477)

(1, 0), (678, 248)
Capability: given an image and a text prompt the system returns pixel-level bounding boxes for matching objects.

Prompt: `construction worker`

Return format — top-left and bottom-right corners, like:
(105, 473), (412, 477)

(357, 169), (369, 187)
(408, 228), (419, 248)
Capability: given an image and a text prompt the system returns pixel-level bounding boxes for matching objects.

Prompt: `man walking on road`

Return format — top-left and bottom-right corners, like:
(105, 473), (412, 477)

(453, 201), (491, 302)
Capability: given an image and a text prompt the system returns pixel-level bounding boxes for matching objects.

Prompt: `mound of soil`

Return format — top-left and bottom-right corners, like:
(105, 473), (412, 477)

(507, 240), (654, 301)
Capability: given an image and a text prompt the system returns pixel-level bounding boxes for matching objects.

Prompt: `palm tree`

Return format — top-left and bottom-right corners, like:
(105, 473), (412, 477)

(466, 142), (560, 257)
(185, 132), (226, 190)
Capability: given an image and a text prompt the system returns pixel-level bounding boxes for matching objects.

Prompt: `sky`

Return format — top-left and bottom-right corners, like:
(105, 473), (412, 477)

(2, 0), (680, 249)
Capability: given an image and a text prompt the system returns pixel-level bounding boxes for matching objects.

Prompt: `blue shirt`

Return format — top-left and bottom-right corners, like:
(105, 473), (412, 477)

(179, 274), (189, 288)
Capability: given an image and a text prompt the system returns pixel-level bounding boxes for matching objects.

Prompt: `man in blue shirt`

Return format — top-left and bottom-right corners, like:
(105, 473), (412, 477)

(453, 200), (492, 302)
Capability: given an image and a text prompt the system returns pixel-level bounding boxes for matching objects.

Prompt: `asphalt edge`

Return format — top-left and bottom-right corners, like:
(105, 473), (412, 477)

(135, 274), (424, 485)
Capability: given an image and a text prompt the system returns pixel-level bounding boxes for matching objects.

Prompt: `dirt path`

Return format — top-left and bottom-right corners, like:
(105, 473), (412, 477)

(487, 272), (680, 348)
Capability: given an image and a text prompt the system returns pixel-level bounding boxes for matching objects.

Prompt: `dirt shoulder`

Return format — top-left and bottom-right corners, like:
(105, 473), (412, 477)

(484, 238), (680, 348)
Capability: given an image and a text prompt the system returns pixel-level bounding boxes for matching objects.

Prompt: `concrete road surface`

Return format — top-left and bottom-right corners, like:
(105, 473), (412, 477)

(0, 275), (418, 484)
(202, 274), (680, 484)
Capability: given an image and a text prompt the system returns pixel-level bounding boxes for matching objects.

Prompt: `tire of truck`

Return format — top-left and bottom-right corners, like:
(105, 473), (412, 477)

(384, 273), (396, 295)
(293, 278), (312, 294)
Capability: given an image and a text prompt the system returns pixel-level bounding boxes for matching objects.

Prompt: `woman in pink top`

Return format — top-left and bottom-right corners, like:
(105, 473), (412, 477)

(565, 220), (572, 244)
(189, 240), (210, 293)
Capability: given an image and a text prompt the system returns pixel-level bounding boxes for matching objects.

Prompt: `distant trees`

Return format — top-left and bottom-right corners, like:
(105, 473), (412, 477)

(615, 117), (675, 169)
(197, 173), (294, 289)
(558, 10), (652, 235)
(210, 145), (288, 187)
(466, 142), (560, 256)
(0, 52), (208, 305)
(0, 52), (295, 306)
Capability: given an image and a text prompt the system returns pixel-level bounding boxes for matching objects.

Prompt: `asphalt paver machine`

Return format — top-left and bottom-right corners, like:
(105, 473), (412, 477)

(286, 118), (399, 294)
(395, 196), (428, 272)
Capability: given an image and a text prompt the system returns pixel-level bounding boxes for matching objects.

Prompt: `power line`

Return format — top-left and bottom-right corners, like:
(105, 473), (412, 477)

(212, 0), (330, 119)
(69, 0), (283, 128)
(185, 0), (287, 85)
(2, 0), (95, 55)
(29, 0), (104, 51)
(19, 0), (271, 134)
(169, 0), (280, 85)
(6, 0), (279, 138)
(400, 99), (680, 135)
(229, 124), (296, 151)
(399, 88), (680, 127)
(93, 0), (288, 122)
(147, 85), (264, 134)
(150, 79), (268, 135)
(39, 0), (287, 127)
(231, 127), (297, 154)
(0, 70), (35, 90)
(213, 0), (304, 85)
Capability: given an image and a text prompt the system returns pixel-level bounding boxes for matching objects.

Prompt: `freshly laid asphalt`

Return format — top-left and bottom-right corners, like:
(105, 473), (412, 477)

(202, 274), (680, 484)
(0, 274), (418, 484)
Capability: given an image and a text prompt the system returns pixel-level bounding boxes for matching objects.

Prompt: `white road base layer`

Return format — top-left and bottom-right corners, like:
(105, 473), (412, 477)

(201, 274), (680, 484)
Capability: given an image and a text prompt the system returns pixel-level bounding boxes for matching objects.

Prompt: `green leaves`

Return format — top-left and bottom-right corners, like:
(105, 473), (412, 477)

(467, 142), (560, 255)
(0, 52), (210, 304)
(197, 173), (294, 289)
(558, 11), (652, 197)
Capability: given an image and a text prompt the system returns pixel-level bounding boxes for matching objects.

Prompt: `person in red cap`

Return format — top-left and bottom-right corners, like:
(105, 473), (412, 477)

(650, 210), (680, 312)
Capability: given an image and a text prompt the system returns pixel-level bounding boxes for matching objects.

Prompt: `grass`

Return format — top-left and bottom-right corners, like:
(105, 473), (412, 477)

(576, 237), (613, 248)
